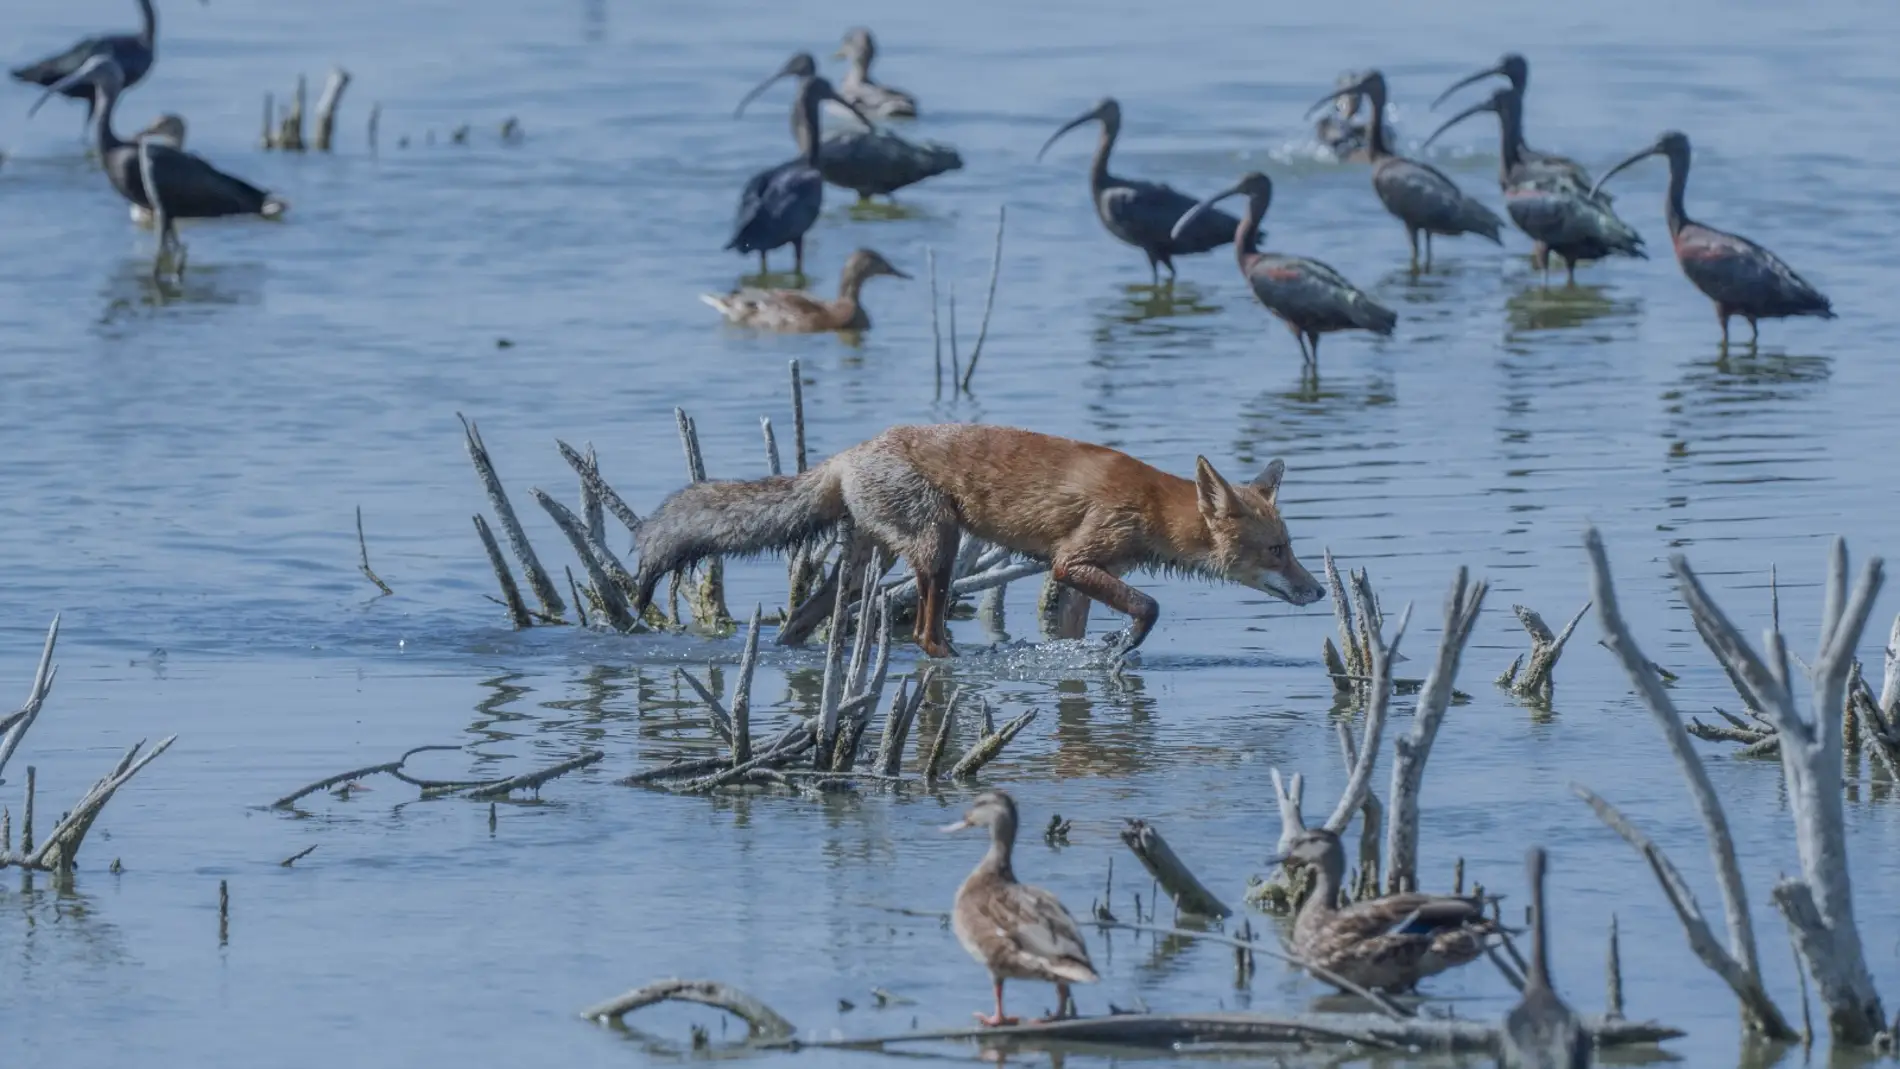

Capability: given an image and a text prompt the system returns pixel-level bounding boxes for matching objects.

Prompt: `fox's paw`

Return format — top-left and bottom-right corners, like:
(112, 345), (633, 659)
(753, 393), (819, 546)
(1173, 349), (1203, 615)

(1100, 629), (1137, 663)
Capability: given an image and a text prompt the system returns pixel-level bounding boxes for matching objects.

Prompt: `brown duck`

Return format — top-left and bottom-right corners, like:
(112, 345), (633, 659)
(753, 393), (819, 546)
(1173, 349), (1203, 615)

(1270, 828), (1496, 993)
(944, 790), (1099, 1026)
(701, 248), (909, 332)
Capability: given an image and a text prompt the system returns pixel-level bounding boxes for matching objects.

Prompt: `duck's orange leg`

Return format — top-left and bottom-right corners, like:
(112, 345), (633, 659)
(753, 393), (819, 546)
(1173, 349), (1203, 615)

(973, 979), (1019, 1027)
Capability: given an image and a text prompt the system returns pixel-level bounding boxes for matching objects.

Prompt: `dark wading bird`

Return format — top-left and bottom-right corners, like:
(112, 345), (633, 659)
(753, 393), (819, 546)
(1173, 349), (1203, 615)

(1431, 54), (1599, 194)
(701, 248), (909, 332)
(1172, 171), (1396, 367)
(33, 55), (285, 277)
(1315, 70), (1376, 162)
(737, 54), (960, 203)
(1038, 97), (1250, 285)
(1500, 848), (1591, 1069)
(1308, 72), (1502, 268)
(833, 28), (917, 119)
(128, 113), (185, 225)
(727, 72), (872, 275)
(1423, 86), (1643, 284)
(1594, 131), (1832, 345)
(10, 0), (156, 122)
(945, 791), (1098, 1026)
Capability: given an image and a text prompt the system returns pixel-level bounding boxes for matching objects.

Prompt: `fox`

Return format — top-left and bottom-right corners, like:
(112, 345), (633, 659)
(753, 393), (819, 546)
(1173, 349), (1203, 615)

(630, 424), (1326, 658)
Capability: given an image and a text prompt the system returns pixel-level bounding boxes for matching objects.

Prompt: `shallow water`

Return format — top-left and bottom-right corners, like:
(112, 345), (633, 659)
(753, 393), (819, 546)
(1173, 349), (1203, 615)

(4, 0), (1900, 1065)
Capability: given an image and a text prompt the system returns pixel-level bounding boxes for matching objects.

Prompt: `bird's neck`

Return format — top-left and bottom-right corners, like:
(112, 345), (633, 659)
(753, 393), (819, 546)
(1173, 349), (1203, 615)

(1298, 857), (1345, 920)
(979, 816), (1019, 882)
(1364, 96), (1391, 160)
(1664, 153), (1689, 236)
(793, 92), (822, 166)
(90, 85), (123, 157)
(138, 0), (157, 46)
(1234, 194), (1266, 263)
(1089, 124), (1115, 190)
(1497, 104), (1526, 173)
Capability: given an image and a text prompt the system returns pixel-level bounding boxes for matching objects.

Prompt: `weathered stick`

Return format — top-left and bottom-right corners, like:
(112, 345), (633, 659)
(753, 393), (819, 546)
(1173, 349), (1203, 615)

(532, 490), (635, 631)
(556, 439), (641, 541)
(922, 686), (961, 782)
(674, 409), (732, 632)
(16, 735), (177, 873)
(732, 606), (761, 766)
(461, 415), (564, 619)
(1118, 820), (1229, 919)
(278, 75), (306, 151)
(960, 205), (1006, 393)
(1497, 601), (1590, 701)
(769, 1010), (1680, 1055)
(948, 708), (1035, 779)
(465, 750), (603, 800)
(269, 744), (464, 808)
(0, 616), (60, 784)
(261, 92), (275, 149)
(1385, 568), (1486, 892)
(1573, 782), (1791, 1037)
(1325, 581), (1410, 834)
(473, 515), (533, 628)
(1674, 541), (1885, 1044)
(581, 979), (796, 1039)
(312, 67), (350, 152)
(1583, 526), (1790, 1037)
(927, 248), (942, 393)
(367, 102), (380, 154)
(354, 506), (394, 596)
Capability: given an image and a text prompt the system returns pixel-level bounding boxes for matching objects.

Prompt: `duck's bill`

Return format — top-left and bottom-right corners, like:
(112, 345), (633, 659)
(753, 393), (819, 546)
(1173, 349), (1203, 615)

(940, 818), (972, 833)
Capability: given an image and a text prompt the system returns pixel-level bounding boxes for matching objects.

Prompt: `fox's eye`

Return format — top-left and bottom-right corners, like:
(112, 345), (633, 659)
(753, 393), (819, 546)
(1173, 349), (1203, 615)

(1269, 544), (1285, 562)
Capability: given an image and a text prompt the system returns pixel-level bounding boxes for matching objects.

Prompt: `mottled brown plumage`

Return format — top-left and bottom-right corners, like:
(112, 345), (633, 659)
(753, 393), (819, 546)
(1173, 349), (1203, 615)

(1272, 828), (1496, 992)
(945, 791), (1098, 1026)
(701, 249), (909, 332)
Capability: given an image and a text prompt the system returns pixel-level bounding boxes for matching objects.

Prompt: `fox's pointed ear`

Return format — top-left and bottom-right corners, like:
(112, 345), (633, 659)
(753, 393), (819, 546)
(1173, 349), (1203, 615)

(1194, 455), (1237, 519)
(1252, 459), (1286, 504)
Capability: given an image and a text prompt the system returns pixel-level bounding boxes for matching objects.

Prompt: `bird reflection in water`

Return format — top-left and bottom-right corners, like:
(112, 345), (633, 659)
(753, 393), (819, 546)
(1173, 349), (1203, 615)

(1504, 283), (1637, 336)
(97, 258), (263, 324)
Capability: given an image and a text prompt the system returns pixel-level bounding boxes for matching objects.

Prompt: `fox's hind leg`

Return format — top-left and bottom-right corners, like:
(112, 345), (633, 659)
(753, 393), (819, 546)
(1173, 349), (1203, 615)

(909, 524), (960, 658)
(1051, 560), (1159, 660)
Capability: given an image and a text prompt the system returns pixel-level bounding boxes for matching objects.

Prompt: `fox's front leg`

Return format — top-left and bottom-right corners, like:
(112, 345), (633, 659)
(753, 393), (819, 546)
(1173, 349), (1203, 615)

(1050, 561), (1158, 658)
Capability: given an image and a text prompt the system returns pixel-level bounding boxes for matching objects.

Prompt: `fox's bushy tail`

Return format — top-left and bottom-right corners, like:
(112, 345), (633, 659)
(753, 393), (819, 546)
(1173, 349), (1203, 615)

(632, 464), (846, 613)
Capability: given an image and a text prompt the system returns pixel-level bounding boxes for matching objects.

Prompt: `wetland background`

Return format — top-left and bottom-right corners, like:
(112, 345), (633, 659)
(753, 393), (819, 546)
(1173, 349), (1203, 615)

(3, 0), (1898, 1064)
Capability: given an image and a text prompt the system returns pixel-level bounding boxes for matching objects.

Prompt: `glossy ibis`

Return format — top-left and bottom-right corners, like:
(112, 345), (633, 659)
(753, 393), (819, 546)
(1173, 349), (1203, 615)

(833, 28), (917, 119)
(1594, 131), (1832, 345)
(33, 56), (285, 277)
(701, 248), (909, 332)
(128, 113), (184, 225)
(1038, 97), (1248, 284)
(1423, 86), (1643, 283)
(1431, 53), (1597, 194)
(1315, 70), (1373, 162)
(11, 0), (156, 122)
(738, 54), (959, 203)
(1499, 848), (1591, 1069)
(1172, 171), (1396, 367)
(727, 72), (871, 275)
(1308, 71), (1502, 268)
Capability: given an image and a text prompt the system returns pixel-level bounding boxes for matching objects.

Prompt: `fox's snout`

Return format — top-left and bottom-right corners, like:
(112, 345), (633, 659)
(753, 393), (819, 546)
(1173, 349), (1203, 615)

(1253, 561), (1326, 607)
